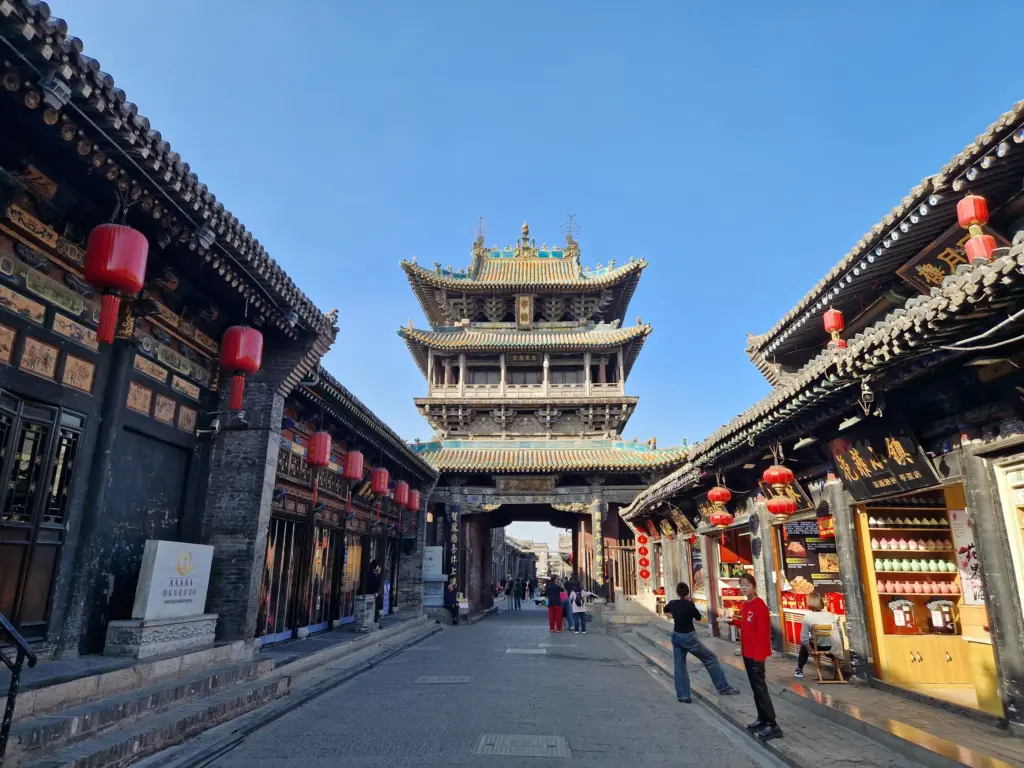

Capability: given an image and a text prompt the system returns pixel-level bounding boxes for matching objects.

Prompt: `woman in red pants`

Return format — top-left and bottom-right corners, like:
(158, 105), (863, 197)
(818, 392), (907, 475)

(545, 576), (564, 632)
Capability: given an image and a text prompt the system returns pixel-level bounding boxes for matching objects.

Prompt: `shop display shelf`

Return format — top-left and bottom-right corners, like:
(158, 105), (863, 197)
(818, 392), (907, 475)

(871, 549), (954, 554)
(874, 570), (959, 575)
(864, 506), (948, 512)
(879, 592), (960, 597)
(866, 526), (949, 532)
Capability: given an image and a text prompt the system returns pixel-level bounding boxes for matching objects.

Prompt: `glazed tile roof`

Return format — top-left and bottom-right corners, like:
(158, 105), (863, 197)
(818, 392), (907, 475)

(399, 323), (652, 377)
(400, 247), (647, 326)
(747, 100), (1024, 370)
(411, 439), (688, 473)
(623, 244), (1024, 520)
(0, 1), (333, 337)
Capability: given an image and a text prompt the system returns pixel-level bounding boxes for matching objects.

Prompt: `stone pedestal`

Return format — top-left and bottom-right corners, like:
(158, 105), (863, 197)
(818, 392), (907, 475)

(353, 595), (376, 633)
(104, 614), (217, 658)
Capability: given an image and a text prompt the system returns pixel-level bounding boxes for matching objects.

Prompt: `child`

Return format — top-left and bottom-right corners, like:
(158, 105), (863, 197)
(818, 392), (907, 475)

(568, 586), (597, 634)
(731, 573), (782, 741)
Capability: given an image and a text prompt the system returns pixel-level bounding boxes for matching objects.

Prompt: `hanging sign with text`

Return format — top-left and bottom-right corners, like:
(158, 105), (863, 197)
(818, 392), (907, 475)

(828, 422), (938, 501)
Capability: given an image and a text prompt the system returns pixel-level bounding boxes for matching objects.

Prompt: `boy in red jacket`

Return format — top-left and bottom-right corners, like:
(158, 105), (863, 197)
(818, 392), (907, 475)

(732, 573), (782, 741)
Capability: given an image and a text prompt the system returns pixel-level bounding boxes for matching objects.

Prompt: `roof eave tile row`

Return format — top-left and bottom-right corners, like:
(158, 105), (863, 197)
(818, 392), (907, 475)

(622, 247), (1024, 519)
(0, 0), (332, 335)
(308, 366), (438, 480)
(749, 99), (1024, 357)
(399, 258), (647, 291)
(412, 440), (688, 473)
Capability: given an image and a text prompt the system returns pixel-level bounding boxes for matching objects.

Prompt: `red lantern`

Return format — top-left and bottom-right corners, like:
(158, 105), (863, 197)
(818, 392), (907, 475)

(637, 534), (648, 545)
(707, 486), (731, 505)
(84, 224), (149, 343)
(370, 467), (389, 497)
(766, 495), (799, 517)
(343, 450), (364, 481)
(638, 557), (651, 568)
(221, 326), (263, 410)
(639, 569), (651, 580)
(406, 489), (421, 512)
(965, 234), (996, 264)
(306, 431), (332, 468)
(710, 510), (734, 528)
(823, 309), (845, 334)
(957, 194), (989, 228)
(762, 465), (794, 491)
(393, 480), (409, 508)
(637, 546), (649, 556)
(828, 338), (848, 350)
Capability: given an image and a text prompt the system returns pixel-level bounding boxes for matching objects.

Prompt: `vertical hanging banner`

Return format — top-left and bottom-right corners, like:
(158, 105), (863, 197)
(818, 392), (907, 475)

(449, 503), (461, 590)
(591, 498), (606, 587)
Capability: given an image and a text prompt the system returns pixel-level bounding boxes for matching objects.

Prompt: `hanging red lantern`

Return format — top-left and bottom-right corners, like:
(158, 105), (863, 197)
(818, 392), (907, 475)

(370, 467), (389, 497)
(639, 569), (651, 580)
(965, 234), (997, 264)
(823, 309), (845, 334)
(766, 495), (799, 517)
(707, 486), (731, 505)
(762, 465), (795, 491)
(957, 193), (997, 264)
(637, 546), (649, 556)
(84, 223), (149, 344)
(343, 450), (364, 481)
(221, 326), (263, 410)
(710, 510), (734, 529)
(306, 431), (332, 468)
(637, 534), (648, 545)
(638, 557), (651, 568)
(393, 480), (409, 508)
(957, 194), (989, 228)
(406, 489), (421, 512)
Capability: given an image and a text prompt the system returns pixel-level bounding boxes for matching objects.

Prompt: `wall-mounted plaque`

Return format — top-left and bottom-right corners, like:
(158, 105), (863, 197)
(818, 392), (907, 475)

(127, 382), (153, 415)
(154, 394), (177, 425)
(20, 337), (58, 379)
(0, 324), (14, 364)
(897, 224), (1011, 294)
(828, 421), (938, 501)
(63, 354), (95, 393)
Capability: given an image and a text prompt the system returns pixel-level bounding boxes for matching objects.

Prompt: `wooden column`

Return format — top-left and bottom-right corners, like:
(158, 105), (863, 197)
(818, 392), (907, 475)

(458, 353), (466, 397)
(826, 476), (873, 680)
(443, 358), (452, 387)
(617, 349), (624, 384)
(584, 352), (592, 396)
(499, 353), (506, 397)
(598, 355), (607, 385)
(543, 353), (550, 396)
(426, 350), (434, 391)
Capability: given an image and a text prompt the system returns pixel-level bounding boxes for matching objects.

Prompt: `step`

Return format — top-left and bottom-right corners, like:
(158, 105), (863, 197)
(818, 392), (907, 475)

(5, 659), (275, 767)
(621, 629), (1013, 768)
(23, 675), (289, 768)
(11, 641), (253, 723)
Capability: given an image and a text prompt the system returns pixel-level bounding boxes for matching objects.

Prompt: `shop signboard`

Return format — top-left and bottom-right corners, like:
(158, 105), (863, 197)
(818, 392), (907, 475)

(948, 509), (984, 606)
(757, 478), (814, 514)
(690, 538), (704, 594)
(827, 421), (938, 501)
(781, 520), (841, 595)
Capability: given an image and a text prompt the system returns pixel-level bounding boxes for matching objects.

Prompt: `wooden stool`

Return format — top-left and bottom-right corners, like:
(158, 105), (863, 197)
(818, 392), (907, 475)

(811, 625), (846, 683)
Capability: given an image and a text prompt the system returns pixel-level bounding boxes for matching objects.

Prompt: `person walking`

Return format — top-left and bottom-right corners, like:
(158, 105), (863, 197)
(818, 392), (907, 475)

(731, 573), (782, 741)
(513, 578), (524, 611)
(443, 581), (459, 625)
(545, 576), (564, 632)
(568, 585), (597, 633)
(666, 582), (741, 702)
(503, 578), (514, 607)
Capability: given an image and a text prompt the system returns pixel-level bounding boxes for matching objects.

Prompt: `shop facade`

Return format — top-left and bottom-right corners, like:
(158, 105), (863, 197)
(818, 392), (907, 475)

(623, 100), (1024, 728)
(255, 370), (436, 646)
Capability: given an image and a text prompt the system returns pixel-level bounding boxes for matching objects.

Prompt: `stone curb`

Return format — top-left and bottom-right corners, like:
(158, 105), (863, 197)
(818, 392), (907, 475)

(465, 606), (498, 625)
(626, 630), (998, 768)
(145, 621), (443, 768)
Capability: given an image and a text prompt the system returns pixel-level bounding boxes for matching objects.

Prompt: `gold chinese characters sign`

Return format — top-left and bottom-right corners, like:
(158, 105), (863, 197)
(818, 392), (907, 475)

(827, 423), (938, 501)
(897, 224), (1010, 295)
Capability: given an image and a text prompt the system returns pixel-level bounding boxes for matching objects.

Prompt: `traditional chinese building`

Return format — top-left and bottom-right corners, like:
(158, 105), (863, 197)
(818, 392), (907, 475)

(400, 223), (688, 612)
(622, 100), (1024, 733)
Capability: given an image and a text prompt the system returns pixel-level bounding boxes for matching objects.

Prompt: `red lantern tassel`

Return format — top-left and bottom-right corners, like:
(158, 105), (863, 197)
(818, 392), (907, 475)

(228, 373), (246, 410)
(97, 293), (121, 344)
(346, 490), (352, 519)
(311, 474), (319, 510)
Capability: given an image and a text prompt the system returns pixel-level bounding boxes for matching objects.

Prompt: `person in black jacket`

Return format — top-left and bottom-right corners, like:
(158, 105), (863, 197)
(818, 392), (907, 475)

(365, 560), (382, 624)
(666, 582), (741, 703)
(443, 582), (459, 625)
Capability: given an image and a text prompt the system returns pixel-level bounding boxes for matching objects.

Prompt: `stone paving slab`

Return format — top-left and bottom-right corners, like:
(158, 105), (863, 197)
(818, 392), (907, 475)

(200, 605), (777, 767)
(626, 627), (1015, 768)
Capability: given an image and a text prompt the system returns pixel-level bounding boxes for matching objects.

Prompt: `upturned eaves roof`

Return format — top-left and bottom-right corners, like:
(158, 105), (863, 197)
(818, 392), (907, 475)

(623, 245), (1024, 519)
(412, 439), (688, 473)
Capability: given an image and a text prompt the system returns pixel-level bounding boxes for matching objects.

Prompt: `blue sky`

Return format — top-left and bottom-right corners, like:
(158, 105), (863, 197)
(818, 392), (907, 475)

(59, 2), (1024, 547)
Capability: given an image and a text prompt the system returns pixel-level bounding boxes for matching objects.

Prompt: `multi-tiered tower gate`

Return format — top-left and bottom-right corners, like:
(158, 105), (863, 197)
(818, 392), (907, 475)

(401, 224), (686, 610)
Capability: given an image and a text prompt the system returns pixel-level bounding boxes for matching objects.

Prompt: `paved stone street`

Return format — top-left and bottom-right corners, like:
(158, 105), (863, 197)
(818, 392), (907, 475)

(205, 603), (777, 767)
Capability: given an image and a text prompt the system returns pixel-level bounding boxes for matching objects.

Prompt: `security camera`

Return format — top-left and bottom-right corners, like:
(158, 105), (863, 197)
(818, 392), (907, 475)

(235, 411), (248, 426)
